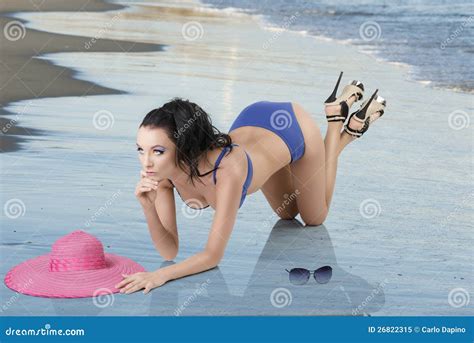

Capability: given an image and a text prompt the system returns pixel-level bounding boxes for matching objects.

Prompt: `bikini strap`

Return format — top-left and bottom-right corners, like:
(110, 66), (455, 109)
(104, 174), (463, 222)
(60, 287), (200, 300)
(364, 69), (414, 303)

(212, 143), (238, 185)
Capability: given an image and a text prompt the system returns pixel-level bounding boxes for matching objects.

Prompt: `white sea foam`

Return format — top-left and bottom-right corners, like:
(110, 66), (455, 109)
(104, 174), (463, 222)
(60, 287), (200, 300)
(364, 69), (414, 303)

(193, 0), (473, 94)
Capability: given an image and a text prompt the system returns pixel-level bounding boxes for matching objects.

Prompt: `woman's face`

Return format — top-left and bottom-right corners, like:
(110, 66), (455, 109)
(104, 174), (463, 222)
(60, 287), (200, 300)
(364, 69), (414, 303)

(136, 126), (176, 181)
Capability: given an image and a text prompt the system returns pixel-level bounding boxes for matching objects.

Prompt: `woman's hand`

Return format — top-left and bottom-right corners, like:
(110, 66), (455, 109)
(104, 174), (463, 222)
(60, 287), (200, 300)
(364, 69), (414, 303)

(135, 170), (159, 208)
(115, 271), (168, 295)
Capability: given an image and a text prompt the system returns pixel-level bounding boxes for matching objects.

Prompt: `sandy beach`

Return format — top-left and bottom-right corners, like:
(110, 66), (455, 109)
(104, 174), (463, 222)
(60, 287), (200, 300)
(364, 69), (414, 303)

(0, 0), (164, 152)
(0, 0), (472, 316)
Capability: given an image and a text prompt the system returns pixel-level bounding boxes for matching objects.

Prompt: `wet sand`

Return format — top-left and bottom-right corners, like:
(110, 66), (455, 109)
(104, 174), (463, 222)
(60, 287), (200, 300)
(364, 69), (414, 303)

(0, 0), (472, 316)
(0, 0), (165, 152)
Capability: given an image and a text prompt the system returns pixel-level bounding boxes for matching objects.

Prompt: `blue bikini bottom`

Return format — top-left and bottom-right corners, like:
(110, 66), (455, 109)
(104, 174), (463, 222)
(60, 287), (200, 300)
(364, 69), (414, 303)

(229, 101), (305, 163)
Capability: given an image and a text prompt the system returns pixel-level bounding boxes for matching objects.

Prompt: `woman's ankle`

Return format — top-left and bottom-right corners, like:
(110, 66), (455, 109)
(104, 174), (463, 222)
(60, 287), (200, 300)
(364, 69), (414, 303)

(337, 132), (355, 153)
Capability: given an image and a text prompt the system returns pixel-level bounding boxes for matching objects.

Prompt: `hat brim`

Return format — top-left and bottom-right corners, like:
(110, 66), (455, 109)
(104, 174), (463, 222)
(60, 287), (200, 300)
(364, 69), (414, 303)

(4, 253), (146, 298)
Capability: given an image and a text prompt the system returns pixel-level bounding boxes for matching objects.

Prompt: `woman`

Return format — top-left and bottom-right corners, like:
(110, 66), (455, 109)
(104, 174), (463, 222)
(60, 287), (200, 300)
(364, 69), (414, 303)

(116, 72), (386, 295)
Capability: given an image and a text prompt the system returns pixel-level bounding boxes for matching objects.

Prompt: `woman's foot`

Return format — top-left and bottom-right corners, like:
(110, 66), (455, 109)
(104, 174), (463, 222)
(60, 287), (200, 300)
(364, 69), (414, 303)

(342, 92), (387, 142)
(324, 72), (364, 124)
(324, 94), (358, 120)
(350, 108), (384, 130)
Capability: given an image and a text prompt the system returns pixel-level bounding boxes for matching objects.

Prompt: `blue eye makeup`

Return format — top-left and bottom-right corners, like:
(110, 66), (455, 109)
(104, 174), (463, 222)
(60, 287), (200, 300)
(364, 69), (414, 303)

(136, 146), (166, 155)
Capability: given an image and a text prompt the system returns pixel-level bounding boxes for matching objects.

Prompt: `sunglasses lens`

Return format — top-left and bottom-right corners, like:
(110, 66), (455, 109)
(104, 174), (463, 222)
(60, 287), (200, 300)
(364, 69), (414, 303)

(289, 268), (310, 285)
(314, 266), (332, 284)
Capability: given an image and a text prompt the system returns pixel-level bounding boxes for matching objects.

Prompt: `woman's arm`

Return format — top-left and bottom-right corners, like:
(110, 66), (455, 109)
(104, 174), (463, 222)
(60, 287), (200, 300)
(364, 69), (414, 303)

(159, 162), (244, 281)
(118, 151), (246, 294)
(142, 180), (179, 261)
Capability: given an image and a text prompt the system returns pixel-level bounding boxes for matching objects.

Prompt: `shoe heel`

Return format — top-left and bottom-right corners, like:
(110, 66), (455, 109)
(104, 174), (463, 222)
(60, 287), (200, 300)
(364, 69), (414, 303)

(324, 71), (343, 104)
(355, 89), (378, 121)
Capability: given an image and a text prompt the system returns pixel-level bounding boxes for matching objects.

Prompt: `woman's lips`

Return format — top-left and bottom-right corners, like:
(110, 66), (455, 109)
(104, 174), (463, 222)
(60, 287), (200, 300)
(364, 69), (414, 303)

(146, 171), (156, 175)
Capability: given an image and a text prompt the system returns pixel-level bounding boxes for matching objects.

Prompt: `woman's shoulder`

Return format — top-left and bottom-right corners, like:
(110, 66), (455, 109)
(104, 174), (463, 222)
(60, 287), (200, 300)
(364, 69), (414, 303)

(213, 144), (248, 182)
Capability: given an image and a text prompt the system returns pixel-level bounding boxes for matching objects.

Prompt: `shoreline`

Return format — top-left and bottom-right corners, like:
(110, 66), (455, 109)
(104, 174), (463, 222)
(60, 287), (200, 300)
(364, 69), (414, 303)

(0, 0), (471, 316)
(0, 0), (165, 153)
(200, 0), (474, 95)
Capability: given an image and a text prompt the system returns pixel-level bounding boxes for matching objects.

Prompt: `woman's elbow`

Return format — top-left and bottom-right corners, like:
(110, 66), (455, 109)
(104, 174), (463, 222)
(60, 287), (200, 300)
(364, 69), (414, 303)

(205, 250), (223, 268)
(161, 252), (178, 261)
(155, 239), (178, 261)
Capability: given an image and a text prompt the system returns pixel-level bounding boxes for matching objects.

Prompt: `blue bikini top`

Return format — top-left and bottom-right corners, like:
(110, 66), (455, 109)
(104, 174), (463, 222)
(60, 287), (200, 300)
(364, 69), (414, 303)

(213, 143), (253, 208)
(171, 143), (253, 209)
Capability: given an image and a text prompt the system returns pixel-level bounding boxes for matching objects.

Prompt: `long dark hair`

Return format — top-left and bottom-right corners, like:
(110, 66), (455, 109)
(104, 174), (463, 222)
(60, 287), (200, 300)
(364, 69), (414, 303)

(139, 97), (233, 185)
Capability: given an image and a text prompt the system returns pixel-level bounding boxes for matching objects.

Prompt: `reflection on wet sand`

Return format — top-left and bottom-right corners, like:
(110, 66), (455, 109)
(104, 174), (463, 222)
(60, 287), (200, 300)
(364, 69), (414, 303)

(146, 219), (385, 315)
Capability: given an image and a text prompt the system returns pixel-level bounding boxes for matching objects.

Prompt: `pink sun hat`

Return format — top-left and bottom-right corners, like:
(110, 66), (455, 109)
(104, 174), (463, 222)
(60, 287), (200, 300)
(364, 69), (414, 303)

(4, 230), (146, 298)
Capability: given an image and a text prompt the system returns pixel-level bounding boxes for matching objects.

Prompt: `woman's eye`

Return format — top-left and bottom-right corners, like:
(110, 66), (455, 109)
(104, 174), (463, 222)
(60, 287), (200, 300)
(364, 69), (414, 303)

(136, 147), (164, 155)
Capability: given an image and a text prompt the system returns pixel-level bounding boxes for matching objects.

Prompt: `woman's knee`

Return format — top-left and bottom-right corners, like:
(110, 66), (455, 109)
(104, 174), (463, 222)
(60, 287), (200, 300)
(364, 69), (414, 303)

(277, 213), (299, 220)
(265, 197), (299, 220)
(300, 205), (328, 226)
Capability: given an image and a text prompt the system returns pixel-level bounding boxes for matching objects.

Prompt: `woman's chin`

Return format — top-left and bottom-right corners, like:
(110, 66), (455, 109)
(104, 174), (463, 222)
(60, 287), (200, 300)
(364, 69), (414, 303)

(145, 173), (160, 180)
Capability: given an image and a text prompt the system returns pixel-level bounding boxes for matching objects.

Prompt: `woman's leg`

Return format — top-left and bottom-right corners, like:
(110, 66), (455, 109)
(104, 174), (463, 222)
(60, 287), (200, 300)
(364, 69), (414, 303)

(323, 96), (357, 206)
(261, 164), (299, 220)
(290, 98), (357, 226)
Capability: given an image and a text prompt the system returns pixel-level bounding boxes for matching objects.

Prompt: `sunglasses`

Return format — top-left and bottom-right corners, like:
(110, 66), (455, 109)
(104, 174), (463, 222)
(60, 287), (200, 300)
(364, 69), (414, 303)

(285, 266), (333, 285)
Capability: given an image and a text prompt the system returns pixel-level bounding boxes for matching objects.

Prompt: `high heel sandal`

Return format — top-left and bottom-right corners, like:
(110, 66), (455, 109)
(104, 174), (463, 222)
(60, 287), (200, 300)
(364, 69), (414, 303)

(325, 71), (365, 123)
(343, 89), (386, 138)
